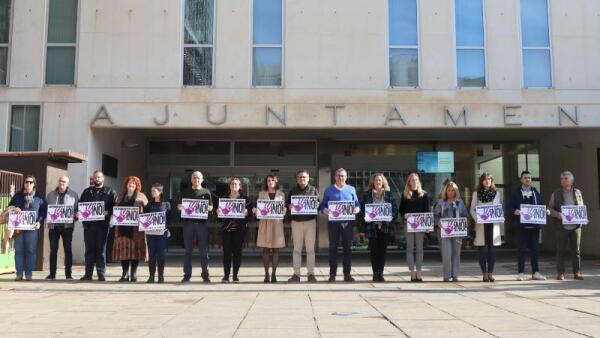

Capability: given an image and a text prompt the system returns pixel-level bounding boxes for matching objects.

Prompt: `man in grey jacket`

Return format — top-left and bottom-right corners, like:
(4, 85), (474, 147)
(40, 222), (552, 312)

(45, 176), (79, 280)
(548, 171), (585, 281)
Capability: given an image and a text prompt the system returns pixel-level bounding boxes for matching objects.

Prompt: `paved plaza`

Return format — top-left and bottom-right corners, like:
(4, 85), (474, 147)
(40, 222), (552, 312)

(1, 255), (599, 338)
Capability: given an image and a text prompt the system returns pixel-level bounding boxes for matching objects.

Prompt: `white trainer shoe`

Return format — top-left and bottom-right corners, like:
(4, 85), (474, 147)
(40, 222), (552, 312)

(532, 272), (547, 280)
(516, 273), (525, 281)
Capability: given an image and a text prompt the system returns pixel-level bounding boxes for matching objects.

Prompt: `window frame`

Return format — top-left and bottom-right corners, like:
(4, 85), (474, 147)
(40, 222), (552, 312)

(43, 0), (80, 86)
(250, 0), (285, 88)
(453, 0), (488, 89)
(8, 104), (42, 152)
(0, 0), (12, 86)
(386, 0), (421, 89)
(519, 0), (554, 89)
(181, 0), (217, 88)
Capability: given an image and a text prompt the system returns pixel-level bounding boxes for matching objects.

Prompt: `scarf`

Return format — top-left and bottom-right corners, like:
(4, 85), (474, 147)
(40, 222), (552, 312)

(478, 188), (496, 203)
(24, 189), (36, 209)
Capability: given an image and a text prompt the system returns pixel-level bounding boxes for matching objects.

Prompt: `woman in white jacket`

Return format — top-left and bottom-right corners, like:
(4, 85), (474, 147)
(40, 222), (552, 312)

(470, 173), (502, 282)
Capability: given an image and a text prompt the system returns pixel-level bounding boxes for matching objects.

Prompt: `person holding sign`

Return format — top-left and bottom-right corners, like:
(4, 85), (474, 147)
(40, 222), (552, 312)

(320, 168), (360, 283)
(219, 178), (251, 283)
(287, 170), (319, 283)
(177, 171), (213, 283)
(144, 183), (172, 283)
(434, 181), (468, 282)
(78, 170), (117, 281)
(45, 176), (79, 280)
(6, 175), (46, 281)
(510, 171), (548, 281)
(470, 172), (502, 282)
(400, 173), (430, 282)
(254, 175), (286, 283)
(548, 171), (585, 281)
(359, 172), (398, 282)
(112, 177), (148, 282)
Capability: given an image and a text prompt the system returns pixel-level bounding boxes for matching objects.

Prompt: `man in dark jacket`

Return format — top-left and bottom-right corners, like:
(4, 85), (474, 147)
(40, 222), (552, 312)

(78, 170), (116, 281)
(510, 171), (548, 281)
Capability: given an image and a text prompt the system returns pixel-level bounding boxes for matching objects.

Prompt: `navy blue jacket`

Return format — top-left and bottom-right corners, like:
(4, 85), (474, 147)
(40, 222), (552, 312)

(9, 190), (47, 224)
(509, 186), (543, 228)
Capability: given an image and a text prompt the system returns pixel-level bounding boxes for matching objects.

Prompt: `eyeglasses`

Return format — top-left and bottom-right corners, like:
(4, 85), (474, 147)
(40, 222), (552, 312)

(24, 181), (34, 184)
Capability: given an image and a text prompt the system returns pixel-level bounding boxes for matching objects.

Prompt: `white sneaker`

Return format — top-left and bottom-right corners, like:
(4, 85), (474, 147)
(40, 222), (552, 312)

(532, 272), (546, 280)
(516, 273), (525, 281)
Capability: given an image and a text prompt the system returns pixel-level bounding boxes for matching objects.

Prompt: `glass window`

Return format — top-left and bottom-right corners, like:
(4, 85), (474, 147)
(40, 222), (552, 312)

(183, 0), (214, 86)
(520, 0), (551, 87)
(389, 48), (418, 87)
(455, 0), (485, 87)
(9, 105), (40, 152)
(388, 0), (418, 87)
(46, 0), (77, 85)
(457, 49), (485, 87)
(523, 50), (551, 88)
(0, 0), (9, 85)
(234, 142), (315, 166)
(252, 0), (283, 87)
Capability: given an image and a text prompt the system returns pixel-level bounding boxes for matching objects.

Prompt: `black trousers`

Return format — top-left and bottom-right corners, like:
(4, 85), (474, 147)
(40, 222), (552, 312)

(478, 223), (496, 273)
(518, 227), (540, 274)
(368, 229), (389, 275)
(48, 227), (73, 276)
(222, 230), (245, 277)
(83, 224), (109, 277)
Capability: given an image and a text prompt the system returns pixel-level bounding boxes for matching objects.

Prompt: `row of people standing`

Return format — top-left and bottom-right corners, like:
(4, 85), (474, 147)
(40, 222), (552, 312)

(3, 169), (586, 283)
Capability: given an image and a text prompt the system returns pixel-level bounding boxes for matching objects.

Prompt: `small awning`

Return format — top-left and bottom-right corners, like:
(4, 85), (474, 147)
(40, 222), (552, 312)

(0, 150), (87, 163)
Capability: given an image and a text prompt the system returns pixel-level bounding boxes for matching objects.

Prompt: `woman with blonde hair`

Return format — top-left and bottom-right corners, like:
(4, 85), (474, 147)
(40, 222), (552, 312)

(359, 172), (398, 282)
(113, 176), (148, 282)
(470, 172), (503, 282)
(399, 173), (430, 282)
(434, 181), (469, 282)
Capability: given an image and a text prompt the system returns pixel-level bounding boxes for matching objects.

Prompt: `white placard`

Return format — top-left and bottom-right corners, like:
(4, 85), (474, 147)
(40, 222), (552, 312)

(561, 205), (588, 225)
(256, 199), (286, 220)
(138, 212), (167, 232)
(475, 204), (505, 223)
(327, 201), (356, 221)
(217, 198), (246, 219)
(78, 202), (105, 222)
(364, 203), (393, 222)
(47, 204), (75, 224)
(290, 195), (319, 215)
(110, 207), (139, 226)
(519, 204), (547, 225)
(406, 212), (434, 232)
(8, 211), (37, 230)
(440, 217), (468, 238)
(180, 198), (210, 220)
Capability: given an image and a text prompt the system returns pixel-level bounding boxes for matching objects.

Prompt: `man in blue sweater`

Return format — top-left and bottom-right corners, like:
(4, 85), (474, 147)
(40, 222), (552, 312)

(319, 168), (360, 282)
(510, 171), (548, 281)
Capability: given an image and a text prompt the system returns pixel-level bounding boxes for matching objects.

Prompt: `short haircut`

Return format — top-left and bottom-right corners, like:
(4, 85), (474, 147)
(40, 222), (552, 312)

(560, 171), (574, 183)
(296, 170), (310, 178)
(191, 171), (203, 178)
(335, 168), (347, 176)
(92, 170), (104, 176)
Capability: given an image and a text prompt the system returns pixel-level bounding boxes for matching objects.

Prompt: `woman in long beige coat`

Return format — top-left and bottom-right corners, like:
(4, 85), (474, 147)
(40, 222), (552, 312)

(254, 175), (286, 283)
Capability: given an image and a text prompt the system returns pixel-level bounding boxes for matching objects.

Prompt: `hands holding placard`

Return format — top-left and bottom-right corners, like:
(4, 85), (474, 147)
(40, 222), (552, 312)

(322, 207), (360, 215)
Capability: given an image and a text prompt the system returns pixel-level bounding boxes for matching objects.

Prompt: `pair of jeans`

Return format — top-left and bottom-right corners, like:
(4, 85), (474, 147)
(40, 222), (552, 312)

(440, 237), (462, 280)
(48, 227), (73, 277)
(405, 231), (424, 272)
(83, 224), (109, 277)
(328, 221), (354, 275)
(291, 220), (316, 276)
(183, 222), (209, 278)
(556, 226), (582, 274)
(222, 229), (245, 277)
(478, 223), (496, 273)
(14, 230), (39, 276)
(517, 227), (540, 274)
(147, 232), (168, 262)
(368, 229), (389, 275)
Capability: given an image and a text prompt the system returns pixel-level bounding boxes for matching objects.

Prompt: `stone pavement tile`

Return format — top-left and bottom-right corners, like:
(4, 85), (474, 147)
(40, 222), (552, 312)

(491, 329), (587, 338)
(320, 333), (406, 338)
(460, 316), (556, 332)
(389, 318), (474, 329)
(402, 327), (495, 338)
(234, 328), (320, 338)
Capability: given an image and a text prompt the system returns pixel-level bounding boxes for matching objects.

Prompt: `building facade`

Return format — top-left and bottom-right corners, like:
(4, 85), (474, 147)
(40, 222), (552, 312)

(1, 0), (600, 260)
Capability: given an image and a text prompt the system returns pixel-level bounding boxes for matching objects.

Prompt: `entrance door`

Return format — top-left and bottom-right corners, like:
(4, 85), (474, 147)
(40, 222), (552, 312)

(168, 167), (317, 253)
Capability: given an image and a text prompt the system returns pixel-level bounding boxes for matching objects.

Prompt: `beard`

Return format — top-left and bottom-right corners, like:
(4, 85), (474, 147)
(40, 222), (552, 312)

(94, 181), (103, 187)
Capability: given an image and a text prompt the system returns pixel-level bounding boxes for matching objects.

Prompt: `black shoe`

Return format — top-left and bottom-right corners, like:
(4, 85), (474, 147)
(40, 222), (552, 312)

(119, 273), (130, 282)
(222, 276), (230, 283)
(416, 278), (423, 283)
(147, 275), (155, 283)
(344, 274), (355, 282)
(233, 276), (240, 283)
(130, 274), (137, 283)
(288, 274), (301, 283)
(181, 276), (191, 283)
(264, 275), (270, 283)
(45, 274), (56, 280)
(65, 274), (73, 280)
(271, 275), (278, 283)
(158, 275), (165, 283)
(97, 275), (106, 282)
(202, 276), (211, 283)
(80, 275), (92, 281)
